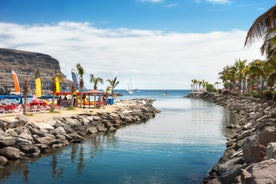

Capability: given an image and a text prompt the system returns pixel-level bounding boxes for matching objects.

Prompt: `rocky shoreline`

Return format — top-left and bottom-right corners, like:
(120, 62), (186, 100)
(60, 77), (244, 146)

(0, 98), (159, 168)
(187, 93), (276, 184)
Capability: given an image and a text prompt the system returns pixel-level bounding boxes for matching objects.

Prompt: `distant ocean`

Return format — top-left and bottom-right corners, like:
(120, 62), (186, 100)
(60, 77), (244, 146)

(1, 89), (233, 184)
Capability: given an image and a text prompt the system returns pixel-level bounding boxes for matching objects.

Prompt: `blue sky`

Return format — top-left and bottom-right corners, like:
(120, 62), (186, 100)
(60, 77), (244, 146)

(0, 0), (275, 89)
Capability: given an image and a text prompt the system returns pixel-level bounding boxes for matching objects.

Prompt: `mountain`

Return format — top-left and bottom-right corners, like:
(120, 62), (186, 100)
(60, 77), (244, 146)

(0, 48), (71, 95)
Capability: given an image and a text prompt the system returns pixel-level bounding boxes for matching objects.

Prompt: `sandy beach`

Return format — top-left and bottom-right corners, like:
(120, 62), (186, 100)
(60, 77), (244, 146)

(0, 105), (118, 124)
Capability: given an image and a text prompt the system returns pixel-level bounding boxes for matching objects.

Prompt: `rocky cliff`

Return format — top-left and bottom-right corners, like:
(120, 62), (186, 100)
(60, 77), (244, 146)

(0, 48), (70, 94)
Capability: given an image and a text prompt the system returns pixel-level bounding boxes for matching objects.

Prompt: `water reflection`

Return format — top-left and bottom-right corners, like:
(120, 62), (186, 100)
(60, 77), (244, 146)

(51, 152), (65, 178)
(221, 110), (238, 138)
(0, 98), (238, 184)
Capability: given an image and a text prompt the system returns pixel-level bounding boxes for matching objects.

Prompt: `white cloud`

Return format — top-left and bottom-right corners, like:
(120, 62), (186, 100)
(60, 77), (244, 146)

(0, 22), (263, 89)
(206, 0), (231, 4)
(164, 3), (178, 8)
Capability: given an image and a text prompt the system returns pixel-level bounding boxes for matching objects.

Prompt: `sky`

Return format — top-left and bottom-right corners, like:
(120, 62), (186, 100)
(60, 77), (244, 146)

(0, 0), (275, 90)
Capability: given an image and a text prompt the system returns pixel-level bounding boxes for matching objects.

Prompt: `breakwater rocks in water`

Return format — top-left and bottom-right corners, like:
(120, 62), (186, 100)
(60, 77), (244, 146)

(0, 99), (159, 168)
(188, 93), (276, 184)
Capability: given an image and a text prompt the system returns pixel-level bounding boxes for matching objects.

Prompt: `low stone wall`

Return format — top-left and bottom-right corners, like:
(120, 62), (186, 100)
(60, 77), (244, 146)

(0, 98), (159, 168)
(188, 93), (276, 184)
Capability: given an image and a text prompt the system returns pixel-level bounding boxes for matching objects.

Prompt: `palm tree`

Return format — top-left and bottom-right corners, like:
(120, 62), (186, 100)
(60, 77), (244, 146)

(244, 5), (276, 47)
(267, 71), (276, 87)
(51, 78), (56, 112)
(214, 81), (221, 91)
(201, 80), (207, 92)
(76, 63), (85, 108)
(89, 74), (104, 107)
(191, 79), (198, 92)
(198, 81), (202, 92)
(219, 65), (237, 92)
(22, 79), (29, 114)
(234, 59), (247, 95)
(241, 64), (251, 93)
(260, 28), (276, 58)
(90, 74), (104, 90)
(249, 60), (268, 92)
(106, 77), (120, 97)
(70, 82), (76, 108)
(244, 5), (276, 90)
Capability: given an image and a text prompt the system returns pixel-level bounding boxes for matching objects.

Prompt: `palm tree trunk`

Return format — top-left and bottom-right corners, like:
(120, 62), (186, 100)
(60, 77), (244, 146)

(80, 89), (83, 108)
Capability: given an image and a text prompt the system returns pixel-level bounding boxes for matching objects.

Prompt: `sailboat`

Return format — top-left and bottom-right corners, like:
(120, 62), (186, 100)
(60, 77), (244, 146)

(126, 87), (133, 95)
(126, 79), (134, 95)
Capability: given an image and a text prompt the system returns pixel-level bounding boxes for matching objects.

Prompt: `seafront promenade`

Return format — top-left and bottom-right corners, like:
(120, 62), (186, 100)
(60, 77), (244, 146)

(188, 93), (276, 184)
(0, 99), (159, 167)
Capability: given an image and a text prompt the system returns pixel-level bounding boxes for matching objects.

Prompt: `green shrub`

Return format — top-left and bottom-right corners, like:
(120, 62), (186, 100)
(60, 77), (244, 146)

(251, 90), (260, 98)
(262, 90), (273, 99)
(50, 109), (60, 113)
(67, 106), (75, 110)
(206, 84), (215, 92)
(217, 89), (222, 94)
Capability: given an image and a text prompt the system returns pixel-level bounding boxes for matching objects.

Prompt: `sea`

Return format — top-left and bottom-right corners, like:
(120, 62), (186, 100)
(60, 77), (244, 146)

(0, 90), (236, 184)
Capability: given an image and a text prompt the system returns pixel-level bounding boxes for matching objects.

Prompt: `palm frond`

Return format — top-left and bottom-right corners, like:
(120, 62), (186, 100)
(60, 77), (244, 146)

(244, 5), (276, 47)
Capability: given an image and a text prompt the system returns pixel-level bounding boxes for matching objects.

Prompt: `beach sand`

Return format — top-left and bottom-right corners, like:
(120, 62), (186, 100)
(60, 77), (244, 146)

(0, 105), (118, 124)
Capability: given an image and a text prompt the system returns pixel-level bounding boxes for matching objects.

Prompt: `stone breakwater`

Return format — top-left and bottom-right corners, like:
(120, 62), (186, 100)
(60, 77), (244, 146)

(188, 93), (276, 184)
(0, 99), (159, 168)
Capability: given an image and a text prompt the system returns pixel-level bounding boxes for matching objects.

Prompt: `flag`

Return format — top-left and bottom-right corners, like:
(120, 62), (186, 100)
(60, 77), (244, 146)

(71, 68), (79, 91)
(55, 76), (60, 93)
(35, 69), (42, 97)
(11, 71), (20, 94)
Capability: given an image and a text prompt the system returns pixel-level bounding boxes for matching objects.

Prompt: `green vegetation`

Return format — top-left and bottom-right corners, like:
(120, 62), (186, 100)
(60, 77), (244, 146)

(90, 74), (104, 90)
(191, 5), (276, 100)
(49, 109), (60, 113)
(191, 79), (217, 93)
(25, 113), (34, 116)
(106, 77), (120, 97)
(67, 106), (75, 110)
(76, 63), (85, 108)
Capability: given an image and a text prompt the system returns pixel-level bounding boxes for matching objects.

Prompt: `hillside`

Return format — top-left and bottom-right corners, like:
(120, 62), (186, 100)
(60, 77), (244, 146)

(0, 48), (70, 95)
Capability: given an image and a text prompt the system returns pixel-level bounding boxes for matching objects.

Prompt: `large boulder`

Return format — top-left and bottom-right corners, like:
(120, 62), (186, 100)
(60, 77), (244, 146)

(0, 147), (22, 160)
(28, 126), (47, 137)
(33, 134), (56, 145)
(242, 138), (266, 163)
(246, 159), (276, 184)
(267, 142), (276, 159)
(87, 126), (98, 134)
(81, 116), (91, 125)
(15, 114), (28, 125)
(51, 126), (66, 135)
(19, 144), (40, 155)
(35, 122), (54, 132)
(18, 131), (34, 143)
(217, 157), (246, 184)
(0, 120), (8, 131)
(0, 135), (16, 147)
(0, 156), (8, 166)
(63, 117), (81, 128)
(257, 126), (276, 146)
(97, 123), (107, 132)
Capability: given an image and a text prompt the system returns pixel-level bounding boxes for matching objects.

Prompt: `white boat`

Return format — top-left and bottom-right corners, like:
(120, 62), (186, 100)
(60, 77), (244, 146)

(126, 88), (133, 95)
(126, 80), (134, 95)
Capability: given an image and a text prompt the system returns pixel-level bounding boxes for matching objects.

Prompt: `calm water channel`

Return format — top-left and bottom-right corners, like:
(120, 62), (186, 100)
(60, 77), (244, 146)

(0, 90), (236, 184)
